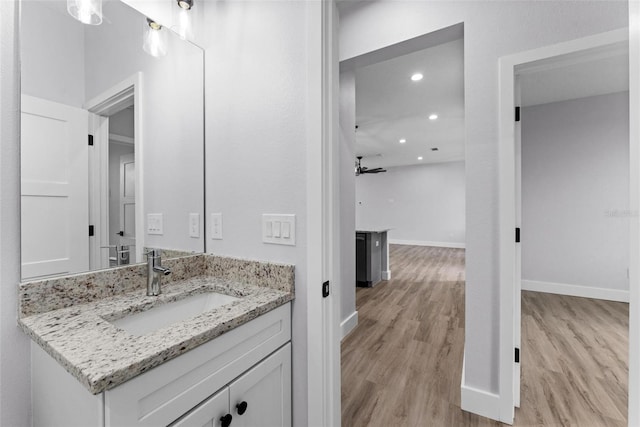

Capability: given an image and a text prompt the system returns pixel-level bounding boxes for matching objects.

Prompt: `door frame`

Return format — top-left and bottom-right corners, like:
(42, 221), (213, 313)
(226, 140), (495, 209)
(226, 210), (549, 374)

(306, 0), (341, 425)
(497, 27), (634, 424)
(85, 73), (144, 267)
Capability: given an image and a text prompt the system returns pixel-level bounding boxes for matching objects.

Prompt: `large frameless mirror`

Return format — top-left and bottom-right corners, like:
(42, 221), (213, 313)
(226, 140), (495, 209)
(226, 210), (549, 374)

(20, 0), (205, 280)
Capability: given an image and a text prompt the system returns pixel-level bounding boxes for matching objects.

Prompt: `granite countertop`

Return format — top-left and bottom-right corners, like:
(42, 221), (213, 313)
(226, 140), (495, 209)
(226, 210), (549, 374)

(18, 255), (294, 395)
(356, 228), (392, 233)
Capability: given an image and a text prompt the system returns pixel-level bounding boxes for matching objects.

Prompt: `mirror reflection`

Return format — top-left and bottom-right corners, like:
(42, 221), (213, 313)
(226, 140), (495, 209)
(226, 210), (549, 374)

(20, 0), (205, 280)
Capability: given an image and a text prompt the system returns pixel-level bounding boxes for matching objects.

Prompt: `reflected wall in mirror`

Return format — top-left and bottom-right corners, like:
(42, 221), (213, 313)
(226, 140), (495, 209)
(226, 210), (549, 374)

(20, 0), (205, 280)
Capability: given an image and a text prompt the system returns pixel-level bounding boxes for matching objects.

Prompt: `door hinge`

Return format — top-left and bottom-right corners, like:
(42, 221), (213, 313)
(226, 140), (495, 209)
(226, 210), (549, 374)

(515, 106), (521, 122)
(89, 225), (94, 237)
(88, 134), (94, 146)
(515, 347), (520, 363)
(322, 281), (330, 298)
(515, 227), (521, 243)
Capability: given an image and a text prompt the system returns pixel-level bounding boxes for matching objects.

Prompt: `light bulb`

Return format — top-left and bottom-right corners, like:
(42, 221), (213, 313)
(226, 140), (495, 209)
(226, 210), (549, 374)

(67, 0), (102, 25)
(143, 19), (168, 58)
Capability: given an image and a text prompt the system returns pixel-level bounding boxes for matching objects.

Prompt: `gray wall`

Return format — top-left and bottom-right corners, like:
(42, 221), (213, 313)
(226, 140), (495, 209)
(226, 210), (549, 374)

(356, 161), (466, 246)
(522, 92), (630, 292)
(0, 0), (31, 424)
(339, 71), (357, 329)
(340, 0), (627, 396)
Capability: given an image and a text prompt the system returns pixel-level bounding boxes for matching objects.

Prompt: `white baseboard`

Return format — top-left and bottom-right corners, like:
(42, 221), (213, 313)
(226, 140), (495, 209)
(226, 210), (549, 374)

(460, 381), (501, 422)
(340, 311), (358, 340)
(382, 270), (391, 280)
(522, 280), (629, 303)
(460, 352), (506, 424)
(389, 239), (465, 249)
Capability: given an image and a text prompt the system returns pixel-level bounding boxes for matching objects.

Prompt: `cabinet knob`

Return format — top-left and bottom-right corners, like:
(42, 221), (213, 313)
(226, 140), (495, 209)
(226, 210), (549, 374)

(236, 401), (248, 415)
(220, 413), (233, 427)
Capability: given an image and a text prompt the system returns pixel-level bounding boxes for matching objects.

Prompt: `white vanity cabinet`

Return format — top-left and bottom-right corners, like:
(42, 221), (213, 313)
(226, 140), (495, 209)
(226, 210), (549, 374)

(172, 344), (291, 427)
(31, 303), (291, 427)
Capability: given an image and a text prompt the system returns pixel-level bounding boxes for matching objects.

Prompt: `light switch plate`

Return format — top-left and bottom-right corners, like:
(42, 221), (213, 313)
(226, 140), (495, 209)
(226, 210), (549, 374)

(262, 214), (295, 246)
(211, 213), (223, 240)
(147, 213), (163, 235)
(189, 213), (200, 238)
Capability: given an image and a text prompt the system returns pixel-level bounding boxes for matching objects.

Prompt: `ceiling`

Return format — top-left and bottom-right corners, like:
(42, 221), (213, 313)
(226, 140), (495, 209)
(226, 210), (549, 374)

(354, 37), (629, 171)
(355, 38), (464, 169)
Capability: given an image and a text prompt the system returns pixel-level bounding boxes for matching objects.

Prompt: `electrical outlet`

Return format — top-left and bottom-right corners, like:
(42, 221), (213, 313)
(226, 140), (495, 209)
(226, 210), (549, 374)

(147, 213), (163, 235)
(189, 213), (200, 238)
(211, 213), (223, 240)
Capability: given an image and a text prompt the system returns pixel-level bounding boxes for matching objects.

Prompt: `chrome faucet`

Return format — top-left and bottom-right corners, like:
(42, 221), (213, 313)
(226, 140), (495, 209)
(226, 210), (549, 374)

(146, 249), (171, 296)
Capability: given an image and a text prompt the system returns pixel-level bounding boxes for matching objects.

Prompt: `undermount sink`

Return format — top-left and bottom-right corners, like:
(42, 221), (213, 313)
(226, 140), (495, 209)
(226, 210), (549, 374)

(110, 292), (240, 336)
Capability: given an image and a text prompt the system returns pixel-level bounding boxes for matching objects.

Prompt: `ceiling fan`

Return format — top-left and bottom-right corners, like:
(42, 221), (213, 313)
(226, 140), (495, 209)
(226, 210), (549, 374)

(355, 156), (386, 176)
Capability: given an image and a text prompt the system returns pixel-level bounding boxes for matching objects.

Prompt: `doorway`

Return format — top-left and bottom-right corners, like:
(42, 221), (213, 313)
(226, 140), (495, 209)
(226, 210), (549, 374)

(86, 73), (143, 271)
(340, 24), (467, 425)
(107, 108), (136, 267)
(498, 28), (632, 424)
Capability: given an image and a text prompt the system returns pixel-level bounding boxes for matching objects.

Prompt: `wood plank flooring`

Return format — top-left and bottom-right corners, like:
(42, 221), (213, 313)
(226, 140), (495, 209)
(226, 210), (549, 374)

(341, 245), (628, 426)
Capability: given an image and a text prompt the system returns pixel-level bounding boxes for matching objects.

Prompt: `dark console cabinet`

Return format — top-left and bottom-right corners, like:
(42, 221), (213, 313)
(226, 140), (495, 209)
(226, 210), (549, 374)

(356, 232), (382, 287)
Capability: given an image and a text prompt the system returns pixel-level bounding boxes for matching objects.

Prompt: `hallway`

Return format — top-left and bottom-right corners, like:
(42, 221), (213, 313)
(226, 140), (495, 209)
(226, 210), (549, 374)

(341, 245), (628, 426)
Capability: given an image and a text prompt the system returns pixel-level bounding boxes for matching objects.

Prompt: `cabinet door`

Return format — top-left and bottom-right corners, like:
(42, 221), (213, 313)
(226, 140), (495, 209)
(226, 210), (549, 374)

(228, 344), (291, 427)
(171, 388), (230, 427)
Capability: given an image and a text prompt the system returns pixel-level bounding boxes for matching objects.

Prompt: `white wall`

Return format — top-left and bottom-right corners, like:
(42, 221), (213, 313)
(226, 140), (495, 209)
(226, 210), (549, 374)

(356, 161), (465, 247)
(202, 2), (310, 424)
(0, 0), (32, 424)
(522, 92), (629, 296)
(339, 71), (357, 333)
(340, 0), (627, 413)
(20, 0), (85, 107)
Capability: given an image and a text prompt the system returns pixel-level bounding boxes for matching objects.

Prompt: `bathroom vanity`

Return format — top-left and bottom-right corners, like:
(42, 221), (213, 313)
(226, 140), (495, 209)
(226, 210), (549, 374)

(19, 254), (294, 427)
(18, 3), (294, 426)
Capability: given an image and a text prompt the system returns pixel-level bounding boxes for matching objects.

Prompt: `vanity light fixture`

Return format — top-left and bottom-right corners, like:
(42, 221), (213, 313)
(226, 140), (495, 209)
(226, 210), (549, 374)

(67, 0), (102, 25)
(143, 18), (168, 58)
(175, 0), (194, 40)
(177, 0), (194, 10)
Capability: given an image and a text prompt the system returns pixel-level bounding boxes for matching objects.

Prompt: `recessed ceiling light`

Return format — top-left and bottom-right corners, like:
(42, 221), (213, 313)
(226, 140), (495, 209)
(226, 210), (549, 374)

(431, 147), (439, 151)
(417, 156), (423, 160)
(429, 114), (438, 120)
(411, 73), (423, 82)
(399, 139), (406, 144)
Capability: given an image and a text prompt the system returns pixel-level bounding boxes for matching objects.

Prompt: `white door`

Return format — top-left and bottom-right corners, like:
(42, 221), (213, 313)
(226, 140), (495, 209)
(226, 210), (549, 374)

(228, 343), (291, 427)
(119, 153), (136, 263)
(171, 388), (230, 427)
(21, 95), (89, 279)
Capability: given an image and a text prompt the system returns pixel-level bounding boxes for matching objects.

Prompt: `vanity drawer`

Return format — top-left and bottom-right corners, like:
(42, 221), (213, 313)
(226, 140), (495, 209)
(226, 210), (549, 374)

(105, 303), (291, 427)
